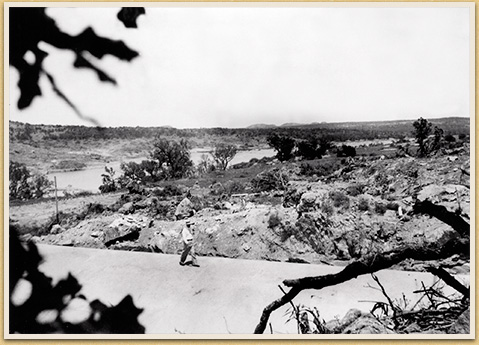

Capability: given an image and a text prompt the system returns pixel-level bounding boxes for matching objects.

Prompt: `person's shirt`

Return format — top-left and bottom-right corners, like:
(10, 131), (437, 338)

(182, 226), (193, 244)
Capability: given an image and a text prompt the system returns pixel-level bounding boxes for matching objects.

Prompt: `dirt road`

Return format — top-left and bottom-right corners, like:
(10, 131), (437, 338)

(35, 244), (469, 335)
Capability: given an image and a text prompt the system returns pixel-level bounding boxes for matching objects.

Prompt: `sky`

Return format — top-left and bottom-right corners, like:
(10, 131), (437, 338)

(9, 5), (471, 129)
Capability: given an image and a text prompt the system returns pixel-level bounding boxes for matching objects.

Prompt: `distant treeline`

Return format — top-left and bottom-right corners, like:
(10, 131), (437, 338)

(9, 117), (470, 144)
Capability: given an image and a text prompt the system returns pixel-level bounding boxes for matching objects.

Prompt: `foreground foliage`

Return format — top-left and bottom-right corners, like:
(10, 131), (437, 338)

(9, 228), (145, 334)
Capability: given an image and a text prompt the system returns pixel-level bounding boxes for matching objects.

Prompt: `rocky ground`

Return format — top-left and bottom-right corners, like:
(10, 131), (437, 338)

(11, 146), (471, 274)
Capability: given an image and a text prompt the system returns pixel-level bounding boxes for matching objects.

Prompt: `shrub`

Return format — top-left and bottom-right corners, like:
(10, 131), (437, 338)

(10, 162), (53, 200)
(346, 183), (365, 196)
(99, 166), (117, 193)
(224, 181), (245, 195)
(268, 212), (282, 229)
(86, 203), (105, 214)
(120, 162), (146, 183)
(140, 160), (159, 178)
(299, 162), (340, 177)
(196, 154), (215, 175)
(329, 191), (350, 209)
(374, 202), (387, 215)
(251, 169), (289, 192)
(357, 197), (370, 211)
(320, 200), (334, 216)
(283, 187), (302, 208)
(152, 184), (183, 198)
(155, 203), (171, 219)
(444, 134), (456, 142)
(336, 145), (356, 158)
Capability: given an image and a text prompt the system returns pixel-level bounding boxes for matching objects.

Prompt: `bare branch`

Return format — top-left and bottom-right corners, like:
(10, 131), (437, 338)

(254, 235), (469, 333)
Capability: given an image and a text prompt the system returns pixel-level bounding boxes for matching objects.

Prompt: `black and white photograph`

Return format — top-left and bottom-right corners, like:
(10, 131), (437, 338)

(6, 3), (474, 338)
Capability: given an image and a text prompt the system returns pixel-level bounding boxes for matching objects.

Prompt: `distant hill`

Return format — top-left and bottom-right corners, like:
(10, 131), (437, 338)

(280, 123), (302, 127)
(251, 117), (470, 134)
(247, 124), (278, 129)
(9, 117), (469, 144)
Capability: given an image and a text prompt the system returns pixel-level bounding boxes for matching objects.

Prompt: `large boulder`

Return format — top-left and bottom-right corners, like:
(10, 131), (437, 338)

(135, 196), (159, 209)
(175, 197), (195, 220)
(119, 202), (135, 214)
(103, 216), (146, 246)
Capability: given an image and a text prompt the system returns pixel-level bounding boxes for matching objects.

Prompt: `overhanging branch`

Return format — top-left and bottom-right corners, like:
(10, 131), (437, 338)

(253, 236), (469, 334)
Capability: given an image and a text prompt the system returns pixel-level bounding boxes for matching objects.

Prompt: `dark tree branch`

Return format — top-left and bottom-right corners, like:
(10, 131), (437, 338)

(413, 199), (469, 237)
(426, 266), (469, 298)
(73, 54), (117, 85)
(43, 71), (101, 127)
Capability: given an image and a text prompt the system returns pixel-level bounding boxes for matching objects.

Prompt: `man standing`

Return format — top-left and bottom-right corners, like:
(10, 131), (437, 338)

(179, 220), (199, 267)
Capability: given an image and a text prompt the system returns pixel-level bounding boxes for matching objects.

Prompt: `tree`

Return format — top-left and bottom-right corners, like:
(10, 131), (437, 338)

(429, 126), (444, 153)
(336, 145), (356, 158)
(10, 162), (52, 200)
(267, 134), (296, 162)
(211, 144), (237, 170)
(196, 154), (215, 175)
(150, 136), (193, 179)
(413, 117), (432, 157)
(296, 137), (330, 160)
(10, 162), (32, 200)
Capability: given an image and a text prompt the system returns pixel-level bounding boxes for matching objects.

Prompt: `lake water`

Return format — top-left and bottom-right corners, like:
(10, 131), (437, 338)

(48, 148), (275, 193)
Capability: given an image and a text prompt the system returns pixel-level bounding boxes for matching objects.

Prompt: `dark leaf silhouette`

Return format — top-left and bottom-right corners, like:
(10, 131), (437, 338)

(117, 7), (145, 28)
(9, 7), (139, 122)
(9, 226), (145, 334)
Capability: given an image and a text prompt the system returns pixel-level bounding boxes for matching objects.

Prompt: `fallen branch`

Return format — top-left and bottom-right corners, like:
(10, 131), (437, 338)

(254, 236), (468, 333)
(426, 266), (469, 298)
(413, 199), (469, 237)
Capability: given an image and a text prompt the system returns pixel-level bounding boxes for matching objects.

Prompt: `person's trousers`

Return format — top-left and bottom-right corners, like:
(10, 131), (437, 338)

(180, 242), (197, 264)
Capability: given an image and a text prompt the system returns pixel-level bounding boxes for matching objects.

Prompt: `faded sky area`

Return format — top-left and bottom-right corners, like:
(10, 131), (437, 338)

(9, 5), (471, 128)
